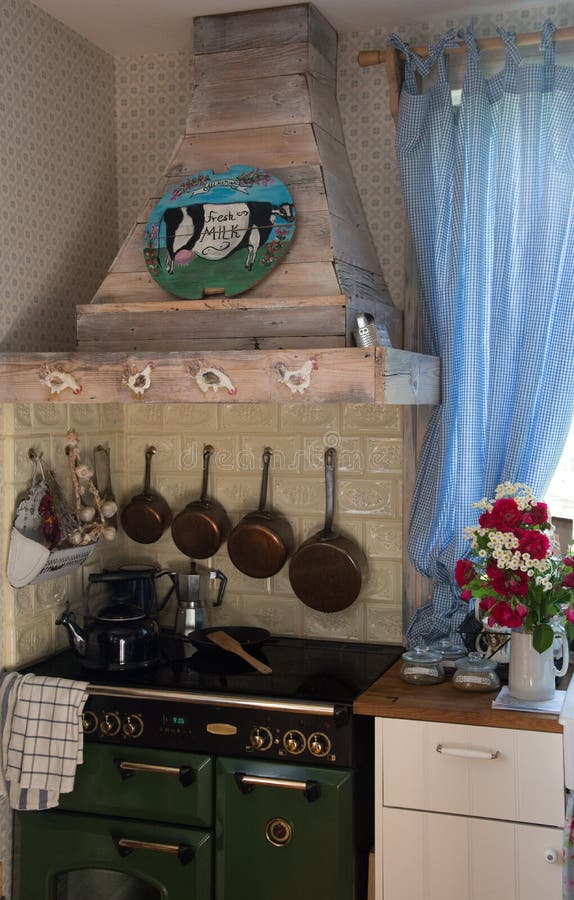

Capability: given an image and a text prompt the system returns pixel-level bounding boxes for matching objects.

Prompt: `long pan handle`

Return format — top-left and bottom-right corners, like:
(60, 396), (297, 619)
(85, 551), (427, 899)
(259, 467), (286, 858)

(200, 444), (214, 503)
(323, 448), (336, 535)
(257, 447), (273, 512)
(143, 446), (156, 496)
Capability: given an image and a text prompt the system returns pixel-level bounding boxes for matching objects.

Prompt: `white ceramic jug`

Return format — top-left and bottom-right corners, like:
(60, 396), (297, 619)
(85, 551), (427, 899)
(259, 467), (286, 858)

(508, 627), (569, 701)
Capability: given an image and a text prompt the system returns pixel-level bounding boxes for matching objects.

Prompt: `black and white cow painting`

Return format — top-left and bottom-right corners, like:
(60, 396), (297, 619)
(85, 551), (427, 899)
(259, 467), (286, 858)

(162, 201), (295, 274)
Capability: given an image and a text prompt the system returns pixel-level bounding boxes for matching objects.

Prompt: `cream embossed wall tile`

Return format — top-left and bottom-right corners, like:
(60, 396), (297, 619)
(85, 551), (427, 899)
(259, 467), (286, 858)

(212, 475), (263, 513)
(211, 558), (272, 595)
(246, 596), (302, 636)
(362, 560), (402, 602)
(273, 477), (325, 515)
(126, 436), (181, 470)
(280, 403), (340, 433)
(69, 404), (101, 431)
(342, 404), (402, 435)
(366, 604), (403, 644)
(240, 436), (302, 474)
(126, 404), (164, 431)
(12, 586), (35, 622)
(302, 436), (363, 472)
(11, 436), (50, 483)
(365, 521), (403, 559)
(101, 404), (126, 429)
(15, 618), (53, 666)
(32, 403), (69, 431)
(207, 594), (243, 628)
(338, 478), (399, 517)
(163, 404), (218, 433)
(11, 404), (33, 432)
(303, 603), (364, 641)
(220, 403), (278, 433)
(299, 515), (364, 545)
(366, 438), (404, 473)
(35, 578), (68, 611)
(184, 437), (237, 473)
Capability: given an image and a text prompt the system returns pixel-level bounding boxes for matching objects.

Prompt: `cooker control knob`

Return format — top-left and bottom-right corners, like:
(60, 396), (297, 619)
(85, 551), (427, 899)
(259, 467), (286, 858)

(122, 714), (144, 739)
(100, 712), (121, 737)
(308, 732), (331, 757)
(81, 710), (98, 734)
(283, 730), (306, 755)
(250, 727), (272, 751)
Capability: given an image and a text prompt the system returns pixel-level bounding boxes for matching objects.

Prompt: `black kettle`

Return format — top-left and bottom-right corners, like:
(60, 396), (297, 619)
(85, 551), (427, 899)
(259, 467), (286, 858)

(56, 601), (160, 671)
(89, 566), (177, 615)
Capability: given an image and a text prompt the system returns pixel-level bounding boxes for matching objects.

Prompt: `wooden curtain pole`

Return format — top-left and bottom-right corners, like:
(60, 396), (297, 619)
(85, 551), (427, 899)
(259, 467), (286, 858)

(358, 25), (574, 124)
(358, 25), (574, 68)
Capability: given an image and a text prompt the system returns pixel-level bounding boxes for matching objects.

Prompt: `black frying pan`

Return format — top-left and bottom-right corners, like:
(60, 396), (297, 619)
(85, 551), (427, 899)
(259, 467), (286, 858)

(187, 626), (270, 651)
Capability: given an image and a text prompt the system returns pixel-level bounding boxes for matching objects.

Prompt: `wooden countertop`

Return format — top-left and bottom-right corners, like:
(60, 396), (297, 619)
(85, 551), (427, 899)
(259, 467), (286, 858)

(353, 660), (570, 733)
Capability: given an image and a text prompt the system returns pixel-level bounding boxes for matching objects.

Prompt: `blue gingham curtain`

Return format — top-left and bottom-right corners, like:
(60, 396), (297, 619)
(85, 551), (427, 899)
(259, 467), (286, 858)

(389, 23), (574, 646)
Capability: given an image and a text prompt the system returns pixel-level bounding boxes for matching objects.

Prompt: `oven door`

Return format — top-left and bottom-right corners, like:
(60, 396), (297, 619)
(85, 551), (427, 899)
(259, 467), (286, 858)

(216, 757), (354, 900)
(15, 810), (213, 900)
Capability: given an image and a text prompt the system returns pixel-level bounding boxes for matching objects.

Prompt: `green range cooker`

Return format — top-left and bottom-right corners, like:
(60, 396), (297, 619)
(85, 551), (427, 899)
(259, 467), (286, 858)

(15, 635), (402, 900)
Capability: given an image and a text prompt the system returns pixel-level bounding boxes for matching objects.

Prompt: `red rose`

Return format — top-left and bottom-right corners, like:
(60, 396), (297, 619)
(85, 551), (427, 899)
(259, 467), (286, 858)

(564, 556), (574, 568)
(455, 559), (476, 588)
(566, 608), (574, 624)
(488, 600), (526, 629)
(517, 529), (551, 561)
(563, 572), (574, 589)
(479, 510), (493, 527)
(486, 562), (529, 598)
(489, 498), (522, 530)
(479, 596), (498, 612)
(521, 502), (549, 525)
(460, 590), (472, 602)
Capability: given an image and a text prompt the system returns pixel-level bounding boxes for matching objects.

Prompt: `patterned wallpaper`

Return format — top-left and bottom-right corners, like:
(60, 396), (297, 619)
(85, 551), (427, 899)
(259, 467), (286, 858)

(0, 0), (117, 354)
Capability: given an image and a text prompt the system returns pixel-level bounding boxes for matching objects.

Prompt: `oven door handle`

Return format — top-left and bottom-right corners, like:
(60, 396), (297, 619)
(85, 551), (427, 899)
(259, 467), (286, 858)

(112, 836), (194, 866)
(234, 772), (320, 802)
(114, 759), (196, 787)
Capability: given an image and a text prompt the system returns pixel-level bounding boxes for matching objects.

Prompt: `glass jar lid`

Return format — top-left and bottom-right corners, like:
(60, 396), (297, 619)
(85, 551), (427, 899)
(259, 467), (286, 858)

(402, 645), (442, 665)
(430, 638), (467, 661)
(454, 652), (498, 673)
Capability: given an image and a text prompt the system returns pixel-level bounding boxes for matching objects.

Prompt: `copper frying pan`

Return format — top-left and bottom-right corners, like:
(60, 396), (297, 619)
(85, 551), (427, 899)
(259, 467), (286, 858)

(288, 448), (367, 612)
(120, 446), (172, 544)
(227, 448), (294, 579)
(171, 444), (231, 559)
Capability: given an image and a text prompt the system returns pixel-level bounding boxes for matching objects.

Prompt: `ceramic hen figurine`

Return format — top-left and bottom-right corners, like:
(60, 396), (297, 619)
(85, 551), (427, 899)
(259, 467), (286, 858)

(189, 361), (237, 395)
(39, 365), (82, 396)
(274, 358), (318, 395)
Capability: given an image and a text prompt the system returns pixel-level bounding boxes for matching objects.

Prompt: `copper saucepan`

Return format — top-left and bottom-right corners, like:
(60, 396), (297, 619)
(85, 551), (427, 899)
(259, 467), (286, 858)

(120, 446), (172, 544)
(227, 447), (294, 579)
(288, 448), (367, 612)
(171, 444), (231, 559)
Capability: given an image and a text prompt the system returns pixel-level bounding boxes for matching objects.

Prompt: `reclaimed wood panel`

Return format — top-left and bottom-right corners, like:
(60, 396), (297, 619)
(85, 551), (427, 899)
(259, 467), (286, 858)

(308, 75), (344, 143)
(167, 125), (321, 175)
(111, 210), (333, 275)
(330, 214), (381, 274)
(375, 347), (440, 405)
(77, 296), (346, 343)
(309, 4), (337, 67)
(194, 42), (310, 85)
(93, 262), (341, 304)
(77, 335), (347, 353)
(194, 6), (309, 55)
(0, 348), (376, 405)
(186, 74), (312, 134)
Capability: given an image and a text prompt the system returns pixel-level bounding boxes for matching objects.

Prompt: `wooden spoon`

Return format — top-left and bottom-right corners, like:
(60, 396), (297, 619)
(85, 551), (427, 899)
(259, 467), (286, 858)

(206, 630), (272, 674)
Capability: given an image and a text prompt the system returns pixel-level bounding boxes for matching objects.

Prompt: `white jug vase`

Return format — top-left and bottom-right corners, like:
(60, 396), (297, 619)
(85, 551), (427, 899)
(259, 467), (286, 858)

(508, 627), (569, 701)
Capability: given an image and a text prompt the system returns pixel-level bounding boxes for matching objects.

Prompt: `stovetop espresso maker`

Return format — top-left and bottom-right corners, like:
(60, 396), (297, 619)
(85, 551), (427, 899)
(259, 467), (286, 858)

(172, 562), (227, 635)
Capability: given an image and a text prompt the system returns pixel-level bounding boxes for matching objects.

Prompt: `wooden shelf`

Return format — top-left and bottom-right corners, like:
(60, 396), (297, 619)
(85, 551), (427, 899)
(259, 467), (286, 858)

(0, 347), (440, 406)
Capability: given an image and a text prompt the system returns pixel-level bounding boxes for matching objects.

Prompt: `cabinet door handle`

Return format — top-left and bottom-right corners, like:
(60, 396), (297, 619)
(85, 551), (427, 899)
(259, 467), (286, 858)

(113, 837), (194, 865)
(114, 759), (195, 786)
(436, 744), (499, 760)
(234, 772), (320, 802)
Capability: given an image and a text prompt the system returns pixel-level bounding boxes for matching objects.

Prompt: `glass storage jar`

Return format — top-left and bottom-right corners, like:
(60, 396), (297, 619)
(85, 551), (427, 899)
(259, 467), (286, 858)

(400, 646), (445, 685)
(452, 652), (500, 692)
(430, 638), (467, 675)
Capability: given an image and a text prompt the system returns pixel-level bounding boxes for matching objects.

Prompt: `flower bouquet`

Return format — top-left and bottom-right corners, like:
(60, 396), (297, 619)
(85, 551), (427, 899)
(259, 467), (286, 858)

(455, 482), (574, 653)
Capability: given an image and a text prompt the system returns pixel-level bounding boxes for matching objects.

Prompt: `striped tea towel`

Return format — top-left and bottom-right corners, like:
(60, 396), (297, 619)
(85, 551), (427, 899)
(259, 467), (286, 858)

(0, 671), (88, 810)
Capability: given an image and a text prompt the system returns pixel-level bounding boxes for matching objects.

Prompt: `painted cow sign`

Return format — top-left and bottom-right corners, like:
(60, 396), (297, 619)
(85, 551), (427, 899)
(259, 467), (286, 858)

(143, 166), (296, 300)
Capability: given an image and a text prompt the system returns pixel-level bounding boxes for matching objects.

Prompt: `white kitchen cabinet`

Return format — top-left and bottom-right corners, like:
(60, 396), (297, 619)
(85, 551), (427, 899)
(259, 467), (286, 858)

(374, 717), (565, 900)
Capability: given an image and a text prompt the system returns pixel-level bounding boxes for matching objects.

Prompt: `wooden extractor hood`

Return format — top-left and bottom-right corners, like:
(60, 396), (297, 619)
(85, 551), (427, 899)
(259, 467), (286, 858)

(0, 3), (439, 406)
